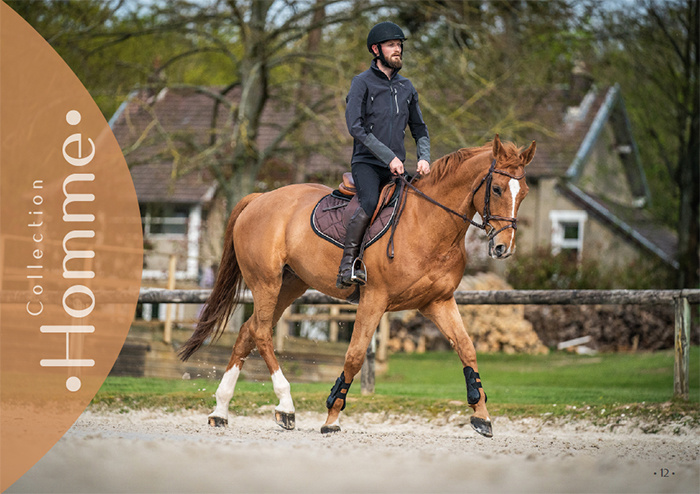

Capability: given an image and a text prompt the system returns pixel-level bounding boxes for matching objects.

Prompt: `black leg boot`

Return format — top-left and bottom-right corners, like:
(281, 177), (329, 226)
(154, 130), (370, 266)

(336, 206), (371, 288)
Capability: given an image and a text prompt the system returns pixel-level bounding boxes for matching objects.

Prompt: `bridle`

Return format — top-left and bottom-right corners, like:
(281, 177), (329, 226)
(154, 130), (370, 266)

(469, 158), (526, 239)
(387, 158), (525, 258)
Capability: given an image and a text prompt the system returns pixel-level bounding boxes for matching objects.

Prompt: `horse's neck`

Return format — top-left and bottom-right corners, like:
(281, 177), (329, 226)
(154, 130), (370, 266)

(418, 156), (484, 218)
(408, 162), (483, 245)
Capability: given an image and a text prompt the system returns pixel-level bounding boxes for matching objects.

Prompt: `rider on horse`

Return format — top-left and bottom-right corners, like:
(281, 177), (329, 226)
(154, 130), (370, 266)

(337, 21), (432, 289)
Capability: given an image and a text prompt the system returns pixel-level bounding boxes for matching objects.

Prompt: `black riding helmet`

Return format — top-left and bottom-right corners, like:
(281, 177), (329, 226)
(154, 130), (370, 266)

(366, 21), (406, 55)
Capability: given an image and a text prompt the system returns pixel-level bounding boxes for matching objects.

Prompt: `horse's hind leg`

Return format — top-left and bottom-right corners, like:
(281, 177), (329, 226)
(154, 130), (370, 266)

(250, 272), (309, 430)
(208, 320), (256, 427)
(208, 273), (308, 429)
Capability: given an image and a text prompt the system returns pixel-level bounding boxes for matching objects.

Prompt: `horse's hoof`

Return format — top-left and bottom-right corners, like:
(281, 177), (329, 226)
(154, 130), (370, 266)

(275, 411), (295, 430)
(470, 416), (493, 438)
(208, 416), (228, 427)
(320, 424), (341, 434)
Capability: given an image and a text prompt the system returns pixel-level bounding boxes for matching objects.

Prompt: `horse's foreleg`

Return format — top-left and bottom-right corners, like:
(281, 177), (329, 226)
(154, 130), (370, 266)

(420, 298), (492, 438)
(209, 320), (256, 427)
(321, 299), (385, 434)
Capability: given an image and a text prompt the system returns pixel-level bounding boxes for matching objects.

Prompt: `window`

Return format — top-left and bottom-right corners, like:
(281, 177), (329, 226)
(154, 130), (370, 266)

(141, 203), (190, 236)
(549, 210), (587, 259)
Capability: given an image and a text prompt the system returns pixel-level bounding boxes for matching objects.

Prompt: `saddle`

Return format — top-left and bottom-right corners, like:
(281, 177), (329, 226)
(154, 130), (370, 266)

(339, 173), (398, 225)
(311, 173), (400, 250)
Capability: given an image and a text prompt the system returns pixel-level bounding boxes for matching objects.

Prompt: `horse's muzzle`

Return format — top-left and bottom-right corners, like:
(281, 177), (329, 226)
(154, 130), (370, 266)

(488, 239), (513, 259)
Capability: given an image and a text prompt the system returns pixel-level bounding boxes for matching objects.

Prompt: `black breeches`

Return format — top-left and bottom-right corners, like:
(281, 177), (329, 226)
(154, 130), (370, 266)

(351, 162), (394, 216)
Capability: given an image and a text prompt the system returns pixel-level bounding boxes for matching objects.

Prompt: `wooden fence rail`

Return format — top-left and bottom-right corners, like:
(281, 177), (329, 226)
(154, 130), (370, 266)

(138, 288), (699, 305)
(139, 288), (699, 400)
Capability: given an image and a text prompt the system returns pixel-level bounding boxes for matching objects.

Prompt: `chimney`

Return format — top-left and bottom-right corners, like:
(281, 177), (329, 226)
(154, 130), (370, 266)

(569, 61), (594, 105)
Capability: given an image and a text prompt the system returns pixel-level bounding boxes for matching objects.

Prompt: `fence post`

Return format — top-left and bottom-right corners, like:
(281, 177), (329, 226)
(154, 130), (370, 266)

(361, 334), (376, 395)
(163, 254), (177, 344)
(673, 295), (690, 400)
(329, 306), (340, 342)
(377, 313), (390, 364)
(275, 306), (291, 352)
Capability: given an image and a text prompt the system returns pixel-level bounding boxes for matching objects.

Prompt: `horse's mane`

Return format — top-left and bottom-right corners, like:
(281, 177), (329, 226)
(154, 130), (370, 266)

(419, 141), (523, 187)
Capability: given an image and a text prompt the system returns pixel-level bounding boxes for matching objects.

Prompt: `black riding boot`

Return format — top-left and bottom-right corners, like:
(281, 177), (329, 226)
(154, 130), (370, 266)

(336, 206), (371, 288)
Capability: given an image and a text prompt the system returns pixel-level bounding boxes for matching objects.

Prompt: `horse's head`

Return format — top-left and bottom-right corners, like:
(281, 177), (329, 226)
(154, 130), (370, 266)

(472, 134), (536, 259)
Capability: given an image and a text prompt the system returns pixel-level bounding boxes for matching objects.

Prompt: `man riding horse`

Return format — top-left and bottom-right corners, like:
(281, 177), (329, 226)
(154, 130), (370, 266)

(179, 21), (537, 440)
(337, 21), (431, 288)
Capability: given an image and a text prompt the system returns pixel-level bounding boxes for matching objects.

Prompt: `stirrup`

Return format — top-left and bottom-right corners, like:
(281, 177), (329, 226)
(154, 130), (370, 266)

(350, 258), (367, 285)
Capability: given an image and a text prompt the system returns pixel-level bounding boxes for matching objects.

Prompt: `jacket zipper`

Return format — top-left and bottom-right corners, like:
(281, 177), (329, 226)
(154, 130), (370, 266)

(388, 84), (395, 150)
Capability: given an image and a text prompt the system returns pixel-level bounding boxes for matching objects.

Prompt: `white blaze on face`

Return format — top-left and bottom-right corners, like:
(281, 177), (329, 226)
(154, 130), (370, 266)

(272, 368), (295, 413)
(507, 178), (521, 252)
(209, 365), (241, 421)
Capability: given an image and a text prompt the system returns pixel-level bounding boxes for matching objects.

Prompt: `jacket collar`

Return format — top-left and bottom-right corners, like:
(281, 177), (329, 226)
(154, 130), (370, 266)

(370, 58), (400, 80)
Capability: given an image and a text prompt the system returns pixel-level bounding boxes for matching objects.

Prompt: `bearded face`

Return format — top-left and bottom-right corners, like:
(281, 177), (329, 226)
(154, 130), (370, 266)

(374, 40), (403, 70)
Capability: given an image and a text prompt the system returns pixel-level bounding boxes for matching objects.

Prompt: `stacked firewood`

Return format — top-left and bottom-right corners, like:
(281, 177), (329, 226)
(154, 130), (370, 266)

(387, 315), (453, 354)
(457, 273), (549, 354)
(387, 273), (549, 355)
(524, 304), (687, 352)
(386, 272), (697, 354)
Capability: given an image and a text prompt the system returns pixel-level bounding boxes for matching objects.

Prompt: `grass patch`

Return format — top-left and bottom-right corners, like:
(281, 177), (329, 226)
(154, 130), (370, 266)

(92, 348), (699, 424)
(382, 349), (700, 404)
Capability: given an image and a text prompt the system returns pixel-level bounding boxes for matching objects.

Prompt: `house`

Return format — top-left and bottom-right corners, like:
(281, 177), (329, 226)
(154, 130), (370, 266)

(513, 82), (678, 276)
(109, 86), (348, 320)
(109, 87), (345, 285)
(109, 81), (678, 303)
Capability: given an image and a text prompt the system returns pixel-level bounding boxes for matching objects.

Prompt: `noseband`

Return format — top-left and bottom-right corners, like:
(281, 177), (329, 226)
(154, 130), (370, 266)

(471, 158), (526, 239)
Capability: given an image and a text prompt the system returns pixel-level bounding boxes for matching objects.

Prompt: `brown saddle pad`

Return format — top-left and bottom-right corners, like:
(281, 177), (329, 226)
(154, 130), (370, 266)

(311, 189), (399, 249)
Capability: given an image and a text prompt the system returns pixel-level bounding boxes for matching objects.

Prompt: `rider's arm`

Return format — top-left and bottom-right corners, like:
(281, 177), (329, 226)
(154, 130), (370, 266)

(345, 77), (397, 166)
(407, 86), (430, 164)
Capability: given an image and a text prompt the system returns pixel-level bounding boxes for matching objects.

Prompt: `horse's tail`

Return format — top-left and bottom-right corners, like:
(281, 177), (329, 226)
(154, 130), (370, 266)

(178, 193), (262, 361)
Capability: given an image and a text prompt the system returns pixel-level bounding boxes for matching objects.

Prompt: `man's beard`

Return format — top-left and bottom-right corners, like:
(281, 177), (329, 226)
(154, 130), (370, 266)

(385, 54), (402, 70)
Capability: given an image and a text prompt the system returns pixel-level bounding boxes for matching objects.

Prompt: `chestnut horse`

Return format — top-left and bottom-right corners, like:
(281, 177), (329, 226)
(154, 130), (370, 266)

(179, 135), (536, 438)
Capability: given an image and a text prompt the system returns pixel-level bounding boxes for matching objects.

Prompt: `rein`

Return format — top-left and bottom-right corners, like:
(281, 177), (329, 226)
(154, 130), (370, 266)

(386, 158), (525, 258)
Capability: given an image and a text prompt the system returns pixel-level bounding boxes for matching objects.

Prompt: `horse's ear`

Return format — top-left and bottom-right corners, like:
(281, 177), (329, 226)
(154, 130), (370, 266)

(520, 140), (536, 166)
(492, 134), (505, 158)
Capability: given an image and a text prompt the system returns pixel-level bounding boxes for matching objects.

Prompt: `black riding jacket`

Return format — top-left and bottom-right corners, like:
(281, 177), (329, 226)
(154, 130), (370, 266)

(346, 60), (430, 168)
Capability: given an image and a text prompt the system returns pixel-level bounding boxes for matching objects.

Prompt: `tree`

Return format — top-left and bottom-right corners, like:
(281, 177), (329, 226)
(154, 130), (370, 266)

(126, 0), (370, 211)
(594, 0), (698, 288)
(388, 1), (594, 149)
(16, 1), (693, 287)
(10, 0), (370, 212)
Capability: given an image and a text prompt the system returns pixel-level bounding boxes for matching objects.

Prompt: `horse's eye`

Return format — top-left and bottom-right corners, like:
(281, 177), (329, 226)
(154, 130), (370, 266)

(493, 185), (502, 197)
